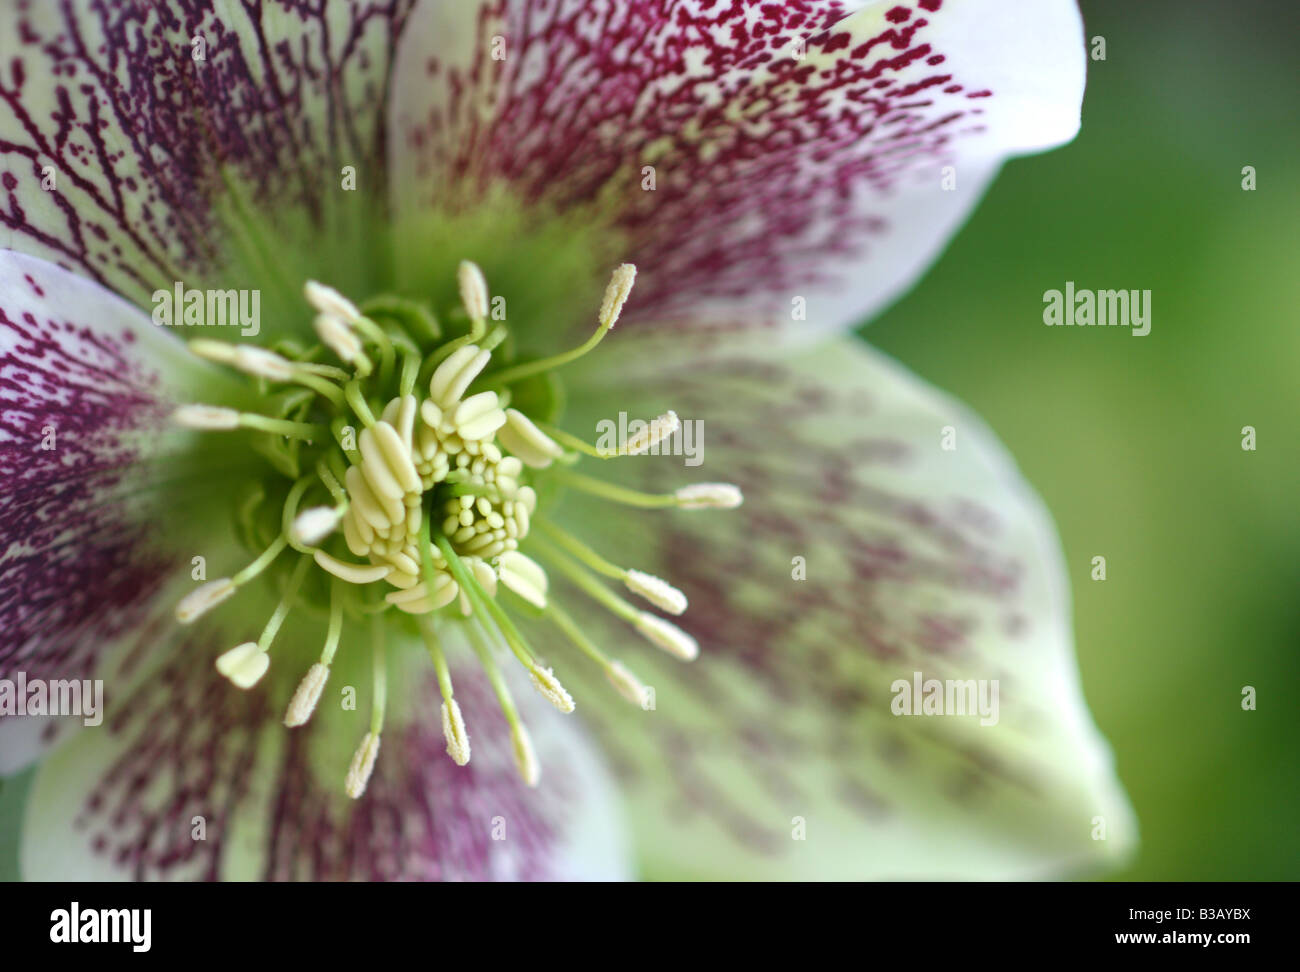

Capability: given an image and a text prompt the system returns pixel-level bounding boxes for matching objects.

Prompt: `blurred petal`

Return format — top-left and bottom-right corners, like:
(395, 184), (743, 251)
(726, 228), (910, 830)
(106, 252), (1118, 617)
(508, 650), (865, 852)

(20, 622), (630, 881)
(0, 251), (243, 771)
(389, 0), (1084, 344)
(548, 336), (1135, 879)
(0, 0), (412, 304)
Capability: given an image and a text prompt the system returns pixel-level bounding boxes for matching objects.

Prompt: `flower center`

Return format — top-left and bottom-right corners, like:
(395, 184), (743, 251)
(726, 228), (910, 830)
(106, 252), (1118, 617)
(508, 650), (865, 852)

(169, 261), (741, 796)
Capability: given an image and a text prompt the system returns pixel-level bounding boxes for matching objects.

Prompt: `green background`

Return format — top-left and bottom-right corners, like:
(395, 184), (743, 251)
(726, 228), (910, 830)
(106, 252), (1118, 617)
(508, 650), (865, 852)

(864, 0), (1299, 879)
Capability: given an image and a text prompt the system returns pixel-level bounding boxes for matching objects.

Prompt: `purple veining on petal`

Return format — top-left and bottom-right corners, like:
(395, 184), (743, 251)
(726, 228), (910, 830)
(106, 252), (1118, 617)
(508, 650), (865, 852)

(0, 0), (413, 298)
(73, 650), (582, 881)
(0, 288), (174, 678)
(400, 0), (1001, 335)
(557, 353), (1052, 851)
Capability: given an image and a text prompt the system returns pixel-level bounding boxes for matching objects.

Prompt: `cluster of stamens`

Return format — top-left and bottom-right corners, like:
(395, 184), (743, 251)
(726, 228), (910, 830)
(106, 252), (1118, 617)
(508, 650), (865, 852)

(171, 261), (741, 796)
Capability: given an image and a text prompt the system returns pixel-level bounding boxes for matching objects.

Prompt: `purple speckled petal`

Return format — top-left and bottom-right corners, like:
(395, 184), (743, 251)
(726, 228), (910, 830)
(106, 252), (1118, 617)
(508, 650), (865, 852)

(389, 0), (1084, 345)
(549, 337), (1135, 878)
(21, 624), (630, 881)
(0, 250), (234, 772)
(0, 0), (413, 304)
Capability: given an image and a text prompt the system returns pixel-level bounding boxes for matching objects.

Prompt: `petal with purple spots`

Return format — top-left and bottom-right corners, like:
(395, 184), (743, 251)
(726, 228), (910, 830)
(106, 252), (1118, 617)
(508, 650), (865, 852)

(21, 620), (630, 881)
(0, 250), (244, 771)
(0, 0), (414, 305)
(388, 0), (1085, 346)
(545, 336), (1135, 878)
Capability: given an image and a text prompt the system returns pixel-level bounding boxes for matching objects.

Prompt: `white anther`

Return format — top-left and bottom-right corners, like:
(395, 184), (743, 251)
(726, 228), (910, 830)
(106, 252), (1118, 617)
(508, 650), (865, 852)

(345, 465), (395, 532)
(215, 642), (270, 689)
(497, 551), (548, 609)
(232, 346), (296, 382)
(624, 569), (687, 615)
(290, 506), (343, 547)
(510, 723), (540, 787)
(313, 312), (363, 363)
(496, 408), (564, 468)
(304, 280), (361, 324)
(674, 482), (744, 510)
(529, 666), (575, 713)
(457, 260), (490, 323)
(623, 410), (679, 455)
(442, 699), (471, 766)
(634, 612), (699, 661)
(454, 391), (507, 441)
(187, 339), (238, 364)
(606, 661), (650, 708)
(430, 345), (491, 407)
(173, 404), (240, 430)
(313, 549), (392, 585)
(176, 578), (237, 623)
(284, 662), (330, 727)
(369, 421), (422, 494)
(598, 263), (637, 330)
(345, 732), (381, 799)
(358, 426), (405, 501)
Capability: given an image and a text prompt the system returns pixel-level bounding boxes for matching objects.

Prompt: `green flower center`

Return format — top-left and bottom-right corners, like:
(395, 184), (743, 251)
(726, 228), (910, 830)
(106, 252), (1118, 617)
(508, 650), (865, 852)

(168, 261), (741, 796)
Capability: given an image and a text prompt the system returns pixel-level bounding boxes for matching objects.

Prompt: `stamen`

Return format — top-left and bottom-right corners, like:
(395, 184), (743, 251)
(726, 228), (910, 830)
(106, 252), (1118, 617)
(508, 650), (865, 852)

(175, 578), (236, 623)
(464, 620), (540, 786)
(674, 483), (745, 510)
(622, 410), (680, 456)
(528, 666), (576, 714)
(553, 468), (744, 510)
(256, 554), (312, 652)
(633, 611), (699, 661)
(497, 551), (549, 609)
(313, 549), (392, 585)
(290, 506), (344, 547)
(314, 312), (371, 375)
(173, 404), (324, 440)
(305, 280), (362, 323)
(487, 263), (638, 387)
(344, 732), (381, 799)
(547, 601), (650, 708)
(496, 409), (565, 467)
(419, 617), (470, 765)
(346, 617), (388, 799)
(215, 642), (269, 689)
(511, 722), (541, 788)
(284, 662), (330, 727)
(458, 260), (490, 324)
(429, 344), (491, 408)
(537, 520), (687, 614)
(597, 263), (637, 330)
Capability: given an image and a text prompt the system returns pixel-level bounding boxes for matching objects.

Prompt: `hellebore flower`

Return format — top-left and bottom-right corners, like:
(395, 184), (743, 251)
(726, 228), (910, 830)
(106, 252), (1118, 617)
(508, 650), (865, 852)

(0, 0), (1135, 880)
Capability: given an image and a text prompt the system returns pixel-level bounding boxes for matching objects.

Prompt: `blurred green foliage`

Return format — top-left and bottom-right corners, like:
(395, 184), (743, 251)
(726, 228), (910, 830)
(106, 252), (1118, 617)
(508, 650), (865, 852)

(864, 0), (1299, 879)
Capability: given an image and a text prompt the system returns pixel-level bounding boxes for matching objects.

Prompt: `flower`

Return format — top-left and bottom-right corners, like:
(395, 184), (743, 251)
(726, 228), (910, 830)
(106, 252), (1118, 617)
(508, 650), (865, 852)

(0, 0), (1135, 880)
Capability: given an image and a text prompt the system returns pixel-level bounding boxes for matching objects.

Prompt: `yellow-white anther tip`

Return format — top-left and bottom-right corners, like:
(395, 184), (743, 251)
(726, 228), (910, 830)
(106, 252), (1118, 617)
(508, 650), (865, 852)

(674, 482), (744, 510)
(624, 569), (687, 615)
(173, 404), (239, 430)
(290, 506), (343, 547)
(529, 666), (575, 713)
(598, 263), (637, 329)
(606, 661), (650, 708)
(457, 260), (490, 323)
(187, 339), (237, 364)
(511, 724), (541, 787)
(215, 642), (269, 689)
(176, 578), (236, 623)
(345, 732), (382, 799)
(497, 409), (564, 468)
(634, 612), (699, 661)
(624, 410), (679, 455)
(232, 345), (295, 382)
(313, 312), (362, 362)
(284, 663), (330, 727)
(304, 280), (360, 323)
(498, 551), (549, 610)
(441, 700), (471, 766)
